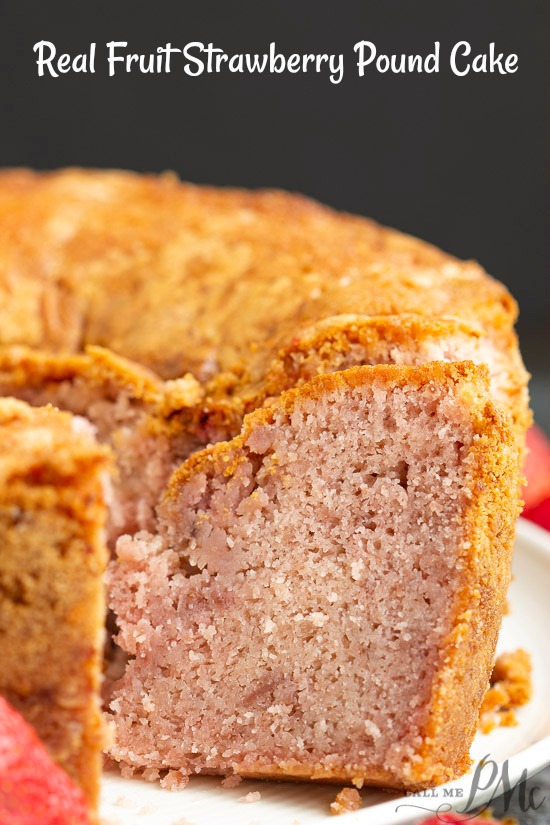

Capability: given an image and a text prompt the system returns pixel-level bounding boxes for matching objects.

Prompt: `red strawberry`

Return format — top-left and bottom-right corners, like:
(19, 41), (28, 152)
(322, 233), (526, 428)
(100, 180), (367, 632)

(0, 696), (90, 825)
(523, 495), (550, 532)
(523, 424), (550, 512)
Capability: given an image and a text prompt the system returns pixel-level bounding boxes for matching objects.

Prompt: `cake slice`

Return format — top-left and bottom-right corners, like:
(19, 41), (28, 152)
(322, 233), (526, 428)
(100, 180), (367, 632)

(107, 362), (519, 790)
(0, 399), (111, 808)
(224, 313), (529, 438)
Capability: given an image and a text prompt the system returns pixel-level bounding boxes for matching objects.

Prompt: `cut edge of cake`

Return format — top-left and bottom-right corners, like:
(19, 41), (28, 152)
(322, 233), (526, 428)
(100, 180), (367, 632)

(106, 361), (520, 790)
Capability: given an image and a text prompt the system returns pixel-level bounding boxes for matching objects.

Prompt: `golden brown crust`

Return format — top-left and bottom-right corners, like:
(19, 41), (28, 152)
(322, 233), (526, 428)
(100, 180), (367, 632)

(219, 313), (526, 424)
(213, 314), (482, 402)
(168, 360), (493, 490)
(0, 168), (518, 381)
(406, 372), (521, 786)
(0, 399), (111, 808)
(0, 344), (214, 454)
(0, 168), (528, 455)
(0, 167), (529, 461)
(0, 345), (163, 404)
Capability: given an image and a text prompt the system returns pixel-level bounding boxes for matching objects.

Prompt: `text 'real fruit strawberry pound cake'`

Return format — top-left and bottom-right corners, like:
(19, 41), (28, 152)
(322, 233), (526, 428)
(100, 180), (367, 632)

(0, 170), (530, 795)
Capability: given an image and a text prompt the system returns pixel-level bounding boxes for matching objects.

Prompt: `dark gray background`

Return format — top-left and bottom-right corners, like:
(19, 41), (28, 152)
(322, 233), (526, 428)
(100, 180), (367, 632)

(0, 0), (548, 429)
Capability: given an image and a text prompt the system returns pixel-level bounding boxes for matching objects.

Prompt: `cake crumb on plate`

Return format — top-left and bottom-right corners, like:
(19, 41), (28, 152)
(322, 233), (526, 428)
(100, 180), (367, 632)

(330, 787), (362, 815)
(239, 791), (262, 803)
(480, 649), (532, 734)
(221, 774), (243, 789)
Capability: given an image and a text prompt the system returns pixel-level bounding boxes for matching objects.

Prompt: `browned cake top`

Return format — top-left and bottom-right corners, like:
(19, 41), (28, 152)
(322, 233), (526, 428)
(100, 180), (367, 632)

(0, 397), (109, 486)
(0, 168), (516, 380)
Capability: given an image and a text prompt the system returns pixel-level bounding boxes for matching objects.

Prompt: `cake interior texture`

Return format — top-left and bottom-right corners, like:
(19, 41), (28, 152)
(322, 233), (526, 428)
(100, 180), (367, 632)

(106, 363), (517, 789)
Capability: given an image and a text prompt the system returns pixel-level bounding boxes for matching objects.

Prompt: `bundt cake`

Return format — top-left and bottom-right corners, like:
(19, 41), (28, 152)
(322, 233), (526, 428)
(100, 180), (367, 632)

(0, 169), (529, 795)
(0, 398), (110, 807)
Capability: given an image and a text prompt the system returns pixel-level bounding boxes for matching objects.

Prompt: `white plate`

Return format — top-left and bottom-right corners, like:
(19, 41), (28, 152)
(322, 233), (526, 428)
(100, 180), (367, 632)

(100, 518), (550, 825)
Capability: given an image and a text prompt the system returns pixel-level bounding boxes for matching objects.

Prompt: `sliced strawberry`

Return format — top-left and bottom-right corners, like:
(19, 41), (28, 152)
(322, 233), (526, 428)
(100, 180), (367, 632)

(523, 424), (550, 511)
(0, 696), (90, 825)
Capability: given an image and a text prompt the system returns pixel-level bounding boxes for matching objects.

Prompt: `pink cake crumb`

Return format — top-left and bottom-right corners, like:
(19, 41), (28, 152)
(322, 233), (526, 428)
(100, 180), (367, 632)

(160, 770), (190, 790)
(239, 791), (262, 803)
(221, 774), (243, 789)
(330, 787), (362, 815)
